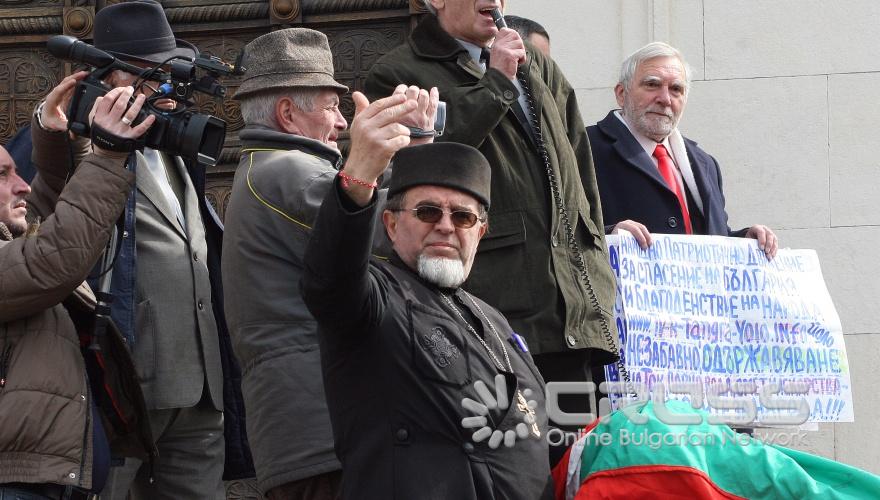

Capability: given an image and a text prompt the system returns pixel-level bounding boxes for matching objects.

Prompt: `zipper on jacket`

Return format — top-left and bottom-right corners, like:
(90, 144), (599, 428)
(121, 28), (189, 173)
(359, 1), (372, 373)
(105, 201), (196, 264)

(0, 343), (12, 388)
(0, 324), (12, 388)
(79, 376), (90, 488)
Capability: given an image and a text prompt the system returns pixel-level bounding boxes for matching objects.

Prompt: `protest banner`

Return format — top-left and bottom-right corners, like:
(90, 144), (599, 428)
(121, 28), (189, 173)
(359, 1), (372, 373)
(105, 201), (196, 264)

(604, 232), (853, 425)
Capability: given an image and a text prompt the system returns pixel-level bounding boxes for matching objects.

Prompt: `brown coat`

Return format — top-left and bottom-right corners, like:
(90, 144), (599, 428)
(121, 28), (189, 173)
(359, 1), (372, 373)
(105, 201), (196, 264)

(0, 135), (152, 488)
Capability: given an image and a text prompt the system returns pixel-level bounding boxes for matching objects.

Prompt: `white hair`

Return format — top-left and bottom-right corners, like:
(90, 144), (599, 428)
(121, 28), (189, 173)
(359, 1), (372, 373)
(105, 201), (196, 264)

(422, 0), (436, 15)
(238, 87), (321, 129)
(619, 42), (692, 94)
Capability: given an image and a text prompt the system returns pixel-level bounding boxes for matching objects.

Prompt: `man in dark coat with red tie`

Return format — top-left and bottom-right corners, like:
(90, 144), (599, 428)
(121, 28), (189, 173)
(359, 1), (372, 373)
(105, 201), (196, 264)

(588, 42), (778, 258)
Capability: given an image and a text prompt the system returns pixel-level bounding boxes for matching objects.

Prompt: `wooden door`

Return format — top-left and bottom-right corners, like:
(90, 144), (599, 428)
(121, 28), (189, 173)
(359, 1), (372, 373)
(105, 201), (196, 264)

(0, 0), (427, 221)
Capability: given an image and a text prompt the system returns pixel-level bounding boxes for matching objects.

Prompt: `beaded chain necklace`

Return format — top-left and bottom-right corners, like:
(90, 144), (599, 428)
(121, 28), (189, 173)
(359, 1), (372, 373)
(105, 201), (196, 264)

(441, 291), (540, 437)
(440, 291), (511, 373)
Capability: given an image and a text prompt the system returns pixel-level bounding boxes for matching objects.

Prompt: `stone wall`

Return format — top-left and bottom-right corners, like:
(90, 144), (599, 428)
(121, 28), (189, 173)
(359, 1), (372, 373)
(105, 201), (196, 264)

(507, 0), (880, 473)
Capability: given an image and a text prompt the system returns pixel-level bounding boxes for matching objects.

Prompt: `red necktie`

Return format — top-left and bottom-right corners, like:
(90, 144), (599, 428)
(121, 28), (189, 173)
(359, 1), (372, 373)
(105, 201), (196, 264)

(653, 144), (693, 234)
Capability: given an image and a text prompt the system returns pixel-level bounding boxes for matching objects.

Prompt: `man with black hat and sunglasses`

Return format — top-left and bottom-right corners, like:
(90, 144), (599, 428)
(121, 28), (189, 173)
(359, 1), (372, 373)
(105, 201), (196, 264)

(32, 1), (246, 498)
(301, 142), (553, 499)
(223, 28), (437, 500)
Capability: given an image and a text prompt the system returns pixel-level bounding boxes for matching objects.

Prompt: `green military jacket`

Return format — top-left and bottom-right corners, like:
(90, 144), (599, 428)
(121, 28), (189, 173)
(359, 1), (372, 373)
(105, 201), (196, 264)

(365, 15), (618, 363)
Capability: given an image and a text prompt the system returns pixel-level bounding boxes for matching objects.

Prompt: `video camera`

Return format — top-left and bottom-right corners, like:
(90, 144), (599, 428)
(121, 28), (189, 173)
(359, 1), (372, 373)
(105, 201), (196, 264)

(47, 35), (245, 167)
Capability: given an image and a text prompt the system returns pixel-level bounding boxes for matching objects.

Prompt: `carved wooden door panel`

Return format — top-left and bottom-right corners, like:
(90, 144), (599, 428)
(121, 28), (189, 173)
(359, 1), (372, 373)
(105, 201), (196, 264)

(0, 0), (426, 222)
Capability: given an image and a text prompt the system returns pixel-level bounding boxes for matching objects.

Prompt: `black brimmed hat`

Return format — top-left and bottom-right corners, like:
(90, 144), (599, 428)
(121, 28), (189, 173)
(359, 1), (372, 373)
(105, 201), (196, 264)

(93, 0), (197, 65)
(388, 143), (491, 208)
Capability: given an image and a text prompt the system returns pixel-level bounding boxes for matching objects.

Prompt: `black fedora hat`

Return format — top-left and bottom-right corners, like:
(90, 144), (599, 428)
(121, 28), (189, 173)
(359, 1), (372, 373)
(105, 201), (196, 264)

(93, 0), (196, 65)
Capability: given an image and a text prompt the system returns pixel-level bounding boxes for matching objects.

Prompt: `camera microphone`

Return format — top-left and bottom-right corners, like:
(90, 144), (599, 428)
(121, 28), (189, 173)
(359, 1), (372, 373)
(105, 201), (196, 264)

(47, 35), (236, 166)
(47, 35), (160, 78)
(47, 35), (115, 68)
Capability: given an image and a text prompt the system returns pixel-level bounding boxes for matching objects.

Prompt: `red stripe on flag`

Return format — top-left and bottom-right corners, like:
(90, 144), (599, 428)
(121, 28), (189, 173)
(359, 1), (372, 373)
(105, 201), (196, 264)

(575, 465), (748, 500)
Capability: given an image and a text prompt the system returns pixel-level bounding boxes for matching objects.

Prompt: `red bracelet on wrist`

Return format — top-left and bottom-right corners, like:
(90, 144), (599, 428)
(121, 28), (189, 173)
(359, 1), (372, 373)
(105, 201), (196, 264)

(338, 171), (378, 189)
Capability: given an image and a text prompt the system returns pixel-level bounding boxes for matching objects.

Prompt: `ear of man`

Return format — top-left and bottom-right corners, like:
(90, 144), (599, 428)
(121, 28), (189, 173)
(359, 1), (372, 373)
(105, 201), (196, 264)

(382, 209), (399, 244)
(477, 221), (488, 239)
(275, 96), (301, 134)
(614, 83), (626, 108)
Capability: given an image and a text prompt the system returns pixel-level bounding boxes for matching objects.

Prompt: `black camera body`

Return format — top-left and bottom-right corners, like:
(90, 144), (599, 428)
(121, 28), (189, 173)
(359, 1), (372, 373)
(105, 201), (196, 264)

(48, 35), (244, 167)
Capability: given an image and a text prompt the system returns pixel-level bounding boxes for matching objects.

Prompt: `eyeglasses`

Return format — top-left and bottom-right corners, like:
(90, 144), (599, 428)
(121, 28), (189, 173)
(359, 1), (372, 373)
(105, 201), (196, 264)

(396, 205), (484, 229)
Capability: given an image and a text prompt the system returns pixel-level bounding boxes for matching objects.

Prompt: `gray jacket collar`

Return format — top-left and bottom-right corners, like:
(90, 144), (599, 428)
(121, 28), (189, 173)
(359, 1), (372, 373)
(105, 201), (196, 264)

(239, 125), (343, 168)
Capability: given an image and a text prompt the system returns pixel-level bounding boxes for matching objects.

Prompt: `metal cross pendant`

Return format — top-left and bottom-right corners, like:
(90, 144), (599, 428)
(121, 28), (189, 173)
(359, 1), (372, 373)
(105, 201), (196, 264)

(516, 390), (541, 438)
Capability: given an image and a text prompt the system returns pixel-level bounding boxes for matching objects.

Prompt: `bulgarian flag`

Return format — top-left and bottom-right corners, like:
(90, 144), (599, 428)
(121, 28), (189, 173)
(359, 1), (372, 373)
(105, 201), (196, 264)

(552, 400), (880, 499)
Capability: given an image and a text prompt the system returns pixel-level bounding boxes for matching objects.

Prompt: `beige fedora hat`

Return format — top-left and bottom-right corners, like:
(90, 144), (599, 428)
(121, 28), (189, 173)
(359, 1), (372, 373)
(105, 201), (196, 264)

(235, 28), (348, 99)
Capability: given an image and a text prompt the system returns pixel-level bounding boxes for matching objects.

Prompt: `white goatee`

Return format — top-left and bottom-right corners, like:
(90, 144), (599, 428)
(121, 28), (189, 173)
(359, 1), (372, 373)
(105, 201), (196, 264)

(417, 255), (465, 289)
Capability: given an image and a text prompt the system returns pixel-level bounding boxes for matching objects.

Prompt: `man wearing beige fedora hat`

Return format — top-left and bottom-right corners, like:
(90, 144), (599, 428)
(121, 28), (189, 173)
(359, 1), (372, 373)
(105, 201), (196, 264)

(222, 28), (437, 500)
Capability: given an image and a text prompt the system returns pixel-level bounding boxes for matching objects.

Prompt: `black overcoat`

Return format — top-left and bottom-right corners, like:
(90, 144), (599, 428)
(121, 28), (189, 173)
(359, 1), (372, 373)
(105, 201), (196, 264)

(588, 111), (748, 237)
(302, 182), (553, 500)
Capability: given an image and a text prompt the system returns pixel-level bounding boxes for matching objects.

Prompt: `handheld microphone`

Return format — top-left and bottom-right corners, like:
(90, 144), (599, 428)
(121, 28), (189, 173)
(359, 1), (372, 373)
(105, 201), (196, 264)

(490, 8), (507, 29)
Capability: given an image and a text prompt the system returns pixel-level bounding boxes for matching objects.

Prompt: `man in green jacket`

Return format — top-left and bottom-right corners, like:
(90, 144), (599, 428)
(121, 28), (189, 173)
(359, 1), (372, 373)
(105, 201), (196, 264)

(365, 1), (619, 438)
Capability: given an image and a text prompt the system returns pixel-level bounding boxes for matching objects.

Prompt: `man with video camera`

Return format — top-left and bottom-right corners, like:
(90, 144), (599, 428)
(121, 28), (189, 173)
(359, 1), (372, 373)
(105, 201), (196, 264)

(32, 1), (247, 498)
(0, 87), (154, 500)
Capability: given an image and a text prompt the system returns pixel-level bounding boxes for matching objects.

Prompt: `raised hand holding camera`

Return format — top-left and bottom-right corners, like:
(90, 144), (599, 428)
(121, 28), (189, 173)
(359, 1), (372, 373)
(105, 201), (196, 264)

(393, 84), (441, 142)
(339, 89), (417, 206)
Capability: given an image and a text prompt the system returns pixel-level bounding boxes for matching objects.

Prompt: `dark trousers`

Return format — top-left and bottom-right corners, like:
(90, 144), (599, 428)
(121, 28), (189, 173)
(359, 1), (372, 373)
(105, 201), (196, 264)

(533, 350), (598, 418)
(266, 470), (342, 500)
(0, 484), (94, 500)
(102, 388), (224, 500)
(0, 486), (50, 500)
(532, 350), (597, 468)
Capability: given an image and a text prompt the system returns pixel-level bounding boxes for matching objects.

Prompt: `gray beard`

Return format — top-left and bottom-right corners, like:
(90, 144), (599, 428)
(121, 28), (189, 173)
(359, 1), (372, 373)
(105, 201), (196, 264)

(417, 255), (465, 289)
(623, 99), (677, 142)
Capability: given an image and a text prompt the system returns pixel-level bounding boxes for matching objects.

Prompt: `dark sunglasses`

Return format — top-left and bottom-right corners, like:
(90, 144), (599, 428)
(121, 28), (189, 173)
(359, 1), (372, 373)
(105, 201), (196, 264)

(397, 205), (484, 229)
